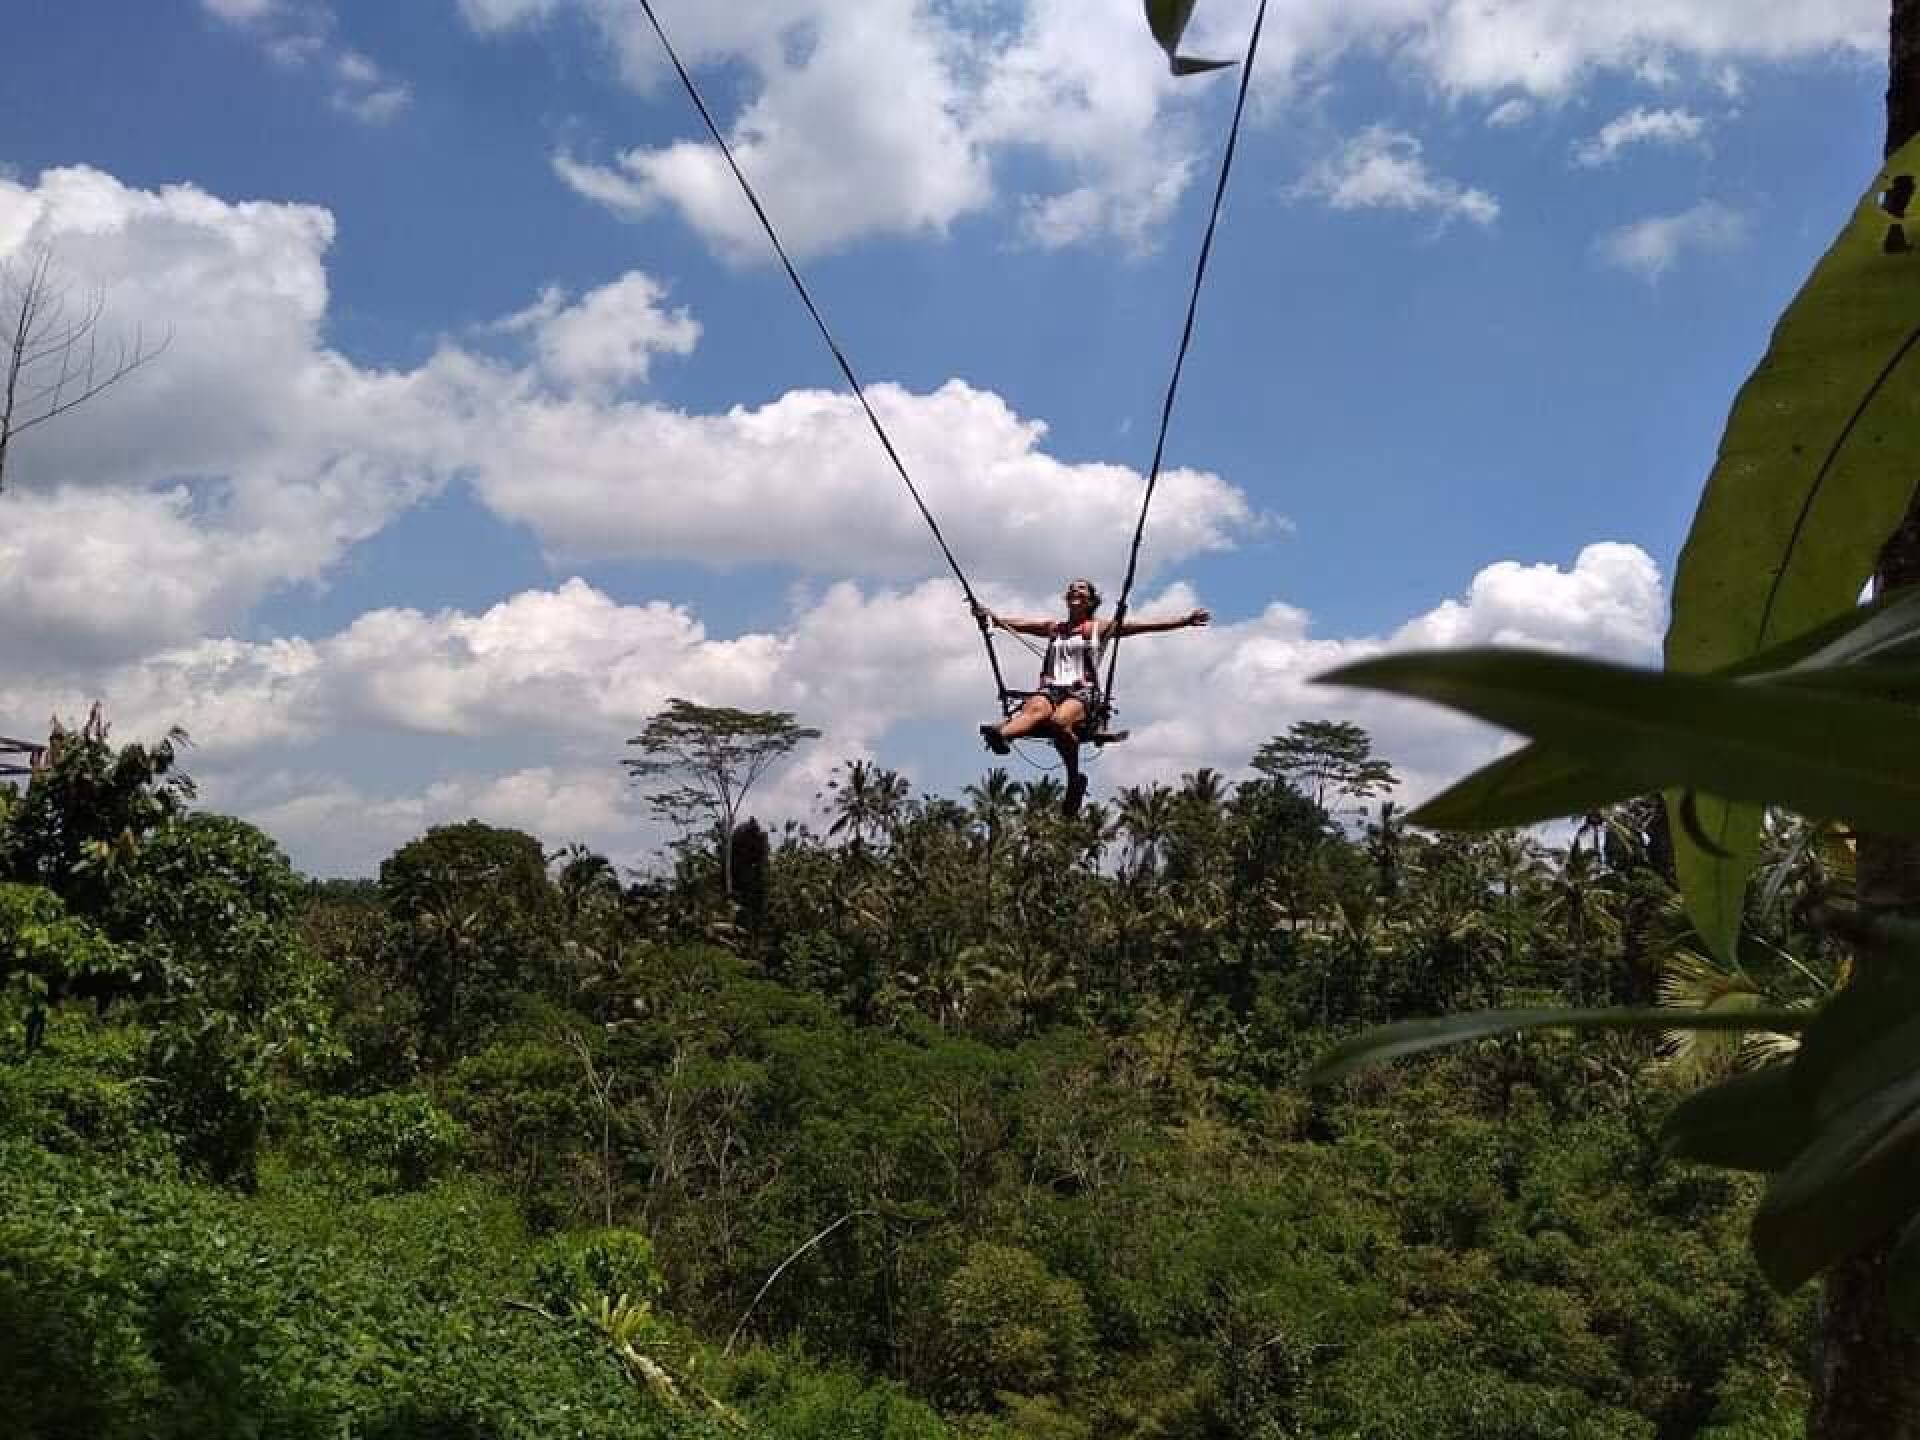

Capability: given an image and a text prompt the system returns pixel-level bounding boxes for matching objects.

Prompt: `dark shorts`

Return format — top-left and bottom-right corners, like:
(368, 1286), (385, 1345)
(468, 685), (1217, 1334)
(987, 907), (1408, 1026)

(1039, 684), (1096, 710)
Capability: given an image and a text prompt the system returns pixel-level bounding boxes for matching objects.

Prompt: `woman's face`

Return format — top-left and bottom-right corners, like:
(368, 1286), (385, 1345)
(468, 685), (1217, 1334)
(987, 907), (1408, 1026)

(1064, 580), (1094, 611)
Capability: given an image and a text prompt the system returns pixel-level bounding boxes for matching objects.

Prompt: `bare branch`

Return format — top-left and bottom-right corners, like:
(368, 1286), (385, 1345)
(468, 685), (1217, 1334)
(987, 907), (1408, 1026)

(0, 246), (169, 494)
(723, 1209), (875, 1356)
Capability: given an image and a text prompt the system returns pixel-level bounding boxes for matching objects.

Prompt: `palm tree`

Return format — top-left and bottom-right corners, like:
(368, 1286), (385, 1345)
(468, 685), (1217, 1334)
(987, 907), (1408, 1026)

(1542, 837), (1625, 1006)
(1020, 774), (1065, 821)
(1654, 945), (1810, 1084)
(825, 759), (909, 856)
(1482, 830), (1550, 1003)
(1301, 886), (1402, 1025)
(1178, 766), (1229, 811)
(963, 768), (1020, 918)
(1115, 782), (1175, 885)
(1365, 800), (1407, 897)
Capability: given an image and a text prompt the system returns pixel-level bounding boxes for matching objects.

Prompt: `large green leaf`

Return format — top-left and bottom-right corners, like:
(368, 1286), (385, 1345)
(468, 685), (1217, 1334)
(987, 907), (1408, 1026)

(1306, 1005), (1811, 1087)
(1671, 797), (1760, 964)
(1142, 0), (1236, 74)
(1745, 967), (1920, 1292)
(1662, 1063), (1816, 1173)
(1367, 590), (1920, 839)
(1758, 587), (1920, 674)
(1789, 958), (1920, 1117)
(1400, 742), (1643, 832)
(1666, 135), (1920, 954)
(1318, 648), (1920, 839)
(1750, 1062), (1920, 1293)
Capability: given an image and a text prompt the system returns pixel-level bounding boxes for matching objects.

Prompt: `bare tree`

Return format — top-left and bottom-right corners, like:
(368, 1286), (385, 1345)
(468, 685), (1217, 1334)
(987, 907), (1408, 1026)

(0, 246), (169, 493)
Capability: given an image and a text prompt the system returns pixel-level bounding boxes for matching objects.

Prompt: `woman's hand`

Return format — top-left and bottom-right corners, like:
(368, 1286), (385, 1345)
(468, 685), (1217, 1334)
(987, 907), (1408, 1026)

(1187, 609), (1211, 628)
(971, 601), (997, 629)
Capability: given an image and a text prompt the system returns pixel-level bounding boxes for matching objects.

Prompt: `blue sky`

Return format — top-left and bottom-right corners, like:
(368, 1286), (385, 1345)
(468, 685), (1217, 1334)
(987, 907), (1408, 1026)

(0, 0), (1890, 874)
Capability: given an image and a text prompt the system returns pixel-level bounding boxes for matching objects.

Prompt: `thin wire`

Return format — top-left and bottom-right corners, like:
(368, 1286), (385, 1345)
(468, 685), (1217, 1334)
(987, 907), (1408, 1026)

(1101, 0), (1270, 712)
(633, 0), (1011, 702)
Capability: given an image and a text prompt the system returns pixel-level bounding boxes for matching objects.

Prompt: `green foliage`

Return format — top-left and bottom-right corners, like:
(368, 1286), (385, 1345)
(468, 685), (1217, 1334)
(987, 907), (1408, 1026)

(1323, 647), (1920, 840)
(724, 1349), (953, 1440)
(144, 1007), (269, 1187)
(439, 1034), (593, 1226)
(0, 691), (1814, 1438)
(380, 822), (560, 1057)
(0, 882), (138, 1031)
(937, 1243), (1093, 1411)
(0, 708), (192, 917)
(0, 1010), (164, 1164)
(105, 813), (306, 1017)
(1308, 1006), (1811, 1086)
(1251, 719), (1397, 812)
(281, 1088), (465, 1192)
(531, 1228), (665, 1311)
(0, 1143), (703, 1440)
(1666, 135), (1920, 954)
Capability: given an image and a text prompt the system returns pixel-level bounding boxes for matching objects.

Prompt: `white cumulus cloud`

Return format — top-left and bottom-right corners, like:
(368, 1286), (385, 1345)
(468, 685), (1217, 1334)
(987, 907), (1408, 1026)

(489, 0), (1877, 258)
(497, 274), (702, 396)
(200, 0), (412, 124)
(1295, 126), (1499, 227)
(1572, 106), (1709, 167)
(0, 166), (1259, 666)
(4, 545), (1668, 874)
(1597, 201), (1747, 278)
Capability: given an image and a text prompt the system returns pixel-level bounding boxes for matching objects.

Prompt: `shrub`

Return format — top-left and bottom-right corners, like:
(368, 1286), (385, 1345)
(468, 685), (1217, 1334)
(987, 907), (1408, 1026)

(938, 1243), (1093, 1411)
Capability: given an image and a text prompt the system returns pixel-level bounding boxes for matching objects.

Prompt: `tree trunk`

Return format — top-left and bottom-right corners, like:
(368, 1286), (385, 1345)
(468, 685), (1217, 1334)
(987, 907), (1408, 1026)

(1807, 6), (1920, 1431)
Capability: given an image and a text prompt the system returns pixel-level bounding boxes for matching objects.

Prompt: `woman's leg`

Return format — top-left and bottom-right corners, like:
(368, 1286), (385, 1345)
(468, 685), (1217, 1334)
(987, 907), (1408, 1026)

(1050, 697), (1089, 814)
(983, 694), (1054, 754)
(996, 694), (1056, 740)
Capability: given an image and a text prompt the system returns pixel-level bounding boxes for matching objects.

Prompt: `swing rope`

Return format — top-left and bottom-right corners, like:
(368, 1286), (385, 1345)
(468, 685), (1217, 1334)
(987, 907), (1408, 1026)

(1099, 0), (1270, 720)
(634, 0), (1268, 739)
(633, 0), (1012, 705)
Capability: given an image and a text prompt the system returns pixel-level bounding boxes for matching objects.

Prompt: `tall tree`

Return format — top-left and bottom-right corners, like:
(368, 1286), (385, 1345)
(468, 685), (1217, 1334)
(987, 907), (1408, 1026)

(625, 699), (819, 899)
(1251, 720), (1397, 813)
(378, 821), (558, 1057)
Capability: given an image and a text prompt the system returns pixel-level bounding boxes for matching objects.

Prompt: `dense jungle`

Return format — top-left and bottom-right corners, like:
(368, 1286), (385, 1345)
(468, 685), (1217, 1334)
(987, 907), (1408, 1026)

(0, 712), (1827, 1439)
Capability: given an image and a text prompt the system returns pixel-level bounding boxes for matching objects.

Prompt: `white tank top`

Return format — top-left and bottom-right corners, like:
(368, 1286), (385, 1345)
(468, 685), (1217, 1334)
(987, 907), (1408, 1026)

(1040, 620), (1103, 690)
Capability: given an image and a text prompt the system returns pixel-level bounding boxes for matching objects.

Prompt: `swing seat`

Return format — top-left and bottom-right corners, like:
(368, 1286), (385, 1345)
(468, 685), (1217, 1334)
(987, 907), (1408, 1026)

(999, 692), (1129, 746)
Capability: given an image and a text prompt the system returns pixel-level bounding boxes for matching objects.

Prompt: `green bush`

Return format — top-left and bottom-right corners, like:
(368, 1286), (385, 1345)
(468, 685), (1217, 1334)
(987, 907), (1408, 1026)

(281, 1088), (465, 1192)
(144, 1009), (268, 1188)
(0, 1012), (160, 1163)
(938, 1243), (1093, 1412)
(0, 1140), (704, 1440)
(439, 1036), (592, 1227)
(0, 882), (139, 1021)
(725, 1348), (954, 1440)
(531, 1228), (665, 1311)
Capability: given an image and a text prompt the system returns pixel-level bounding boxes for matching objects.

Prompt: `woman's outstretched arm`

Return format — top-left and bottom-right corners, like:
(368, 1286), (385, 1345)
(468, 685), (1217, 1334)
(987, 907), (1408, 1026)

(972, 603), (1056, 637)
(1107, 608), (1210, 638)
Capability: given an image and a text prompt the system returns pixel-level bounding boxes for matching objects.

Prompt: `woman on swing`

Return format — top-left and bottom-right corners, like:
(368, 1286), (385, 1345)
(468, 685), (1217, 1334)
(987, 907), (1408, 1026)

(975, 579), (1209, 815)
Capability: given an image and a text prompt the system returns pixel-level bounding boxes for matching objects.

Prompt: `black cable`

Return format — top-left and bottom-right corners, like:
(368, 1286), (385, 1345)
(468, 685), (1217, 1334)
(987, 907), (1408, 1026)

(633, 0), (1011, 702)
(1100, 0), (1270, 715)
